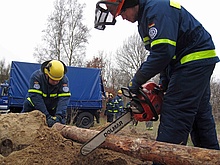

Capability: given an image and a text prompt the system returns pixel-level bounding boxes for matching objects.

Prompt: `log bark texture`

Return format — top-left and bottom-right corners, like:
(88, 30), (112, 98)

(52, 123), (220, 165)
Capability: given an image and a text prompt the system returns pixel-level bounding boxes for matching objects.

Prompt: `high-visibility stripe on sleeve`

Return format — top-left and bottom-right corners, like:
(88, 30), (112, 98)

(180, 50), (216, 64)
(143, 36), (150, 44)
(29, 89), (47, 97)
(28, 89), (43, 95)
(28, 89), (71, 98)
(151, 39), (176, 47)
(50, 93), (57, 97)
(58, 93), (71, 97)
(27, 97), (34, 106)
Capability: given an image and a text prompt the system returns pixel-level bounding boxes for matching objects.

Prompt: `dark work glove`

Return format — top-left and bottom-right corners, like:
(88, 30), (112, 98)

(128, 79), (141, 94)
(55, 115), (62, 123)
(158, 78), (169, 92)
(46, 116), (56, 127)
(159, 69), (170, 92)
(55, 115), (66, 124)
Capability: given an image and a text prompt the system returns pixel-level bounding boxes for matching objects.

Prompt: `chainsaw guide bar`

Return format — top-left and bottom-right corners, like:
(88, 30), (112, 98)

(80, 111), (132, 156)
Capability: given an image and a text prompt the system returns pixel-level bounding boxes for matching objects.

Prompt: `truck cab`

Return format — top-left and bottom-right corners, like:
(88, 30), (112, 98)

(0, 83), (10, 113)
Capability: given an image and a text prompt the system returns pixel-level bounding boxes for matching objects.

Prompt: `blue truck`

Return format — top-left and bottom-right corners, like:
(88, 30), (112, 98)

(0, 61), (105, 128)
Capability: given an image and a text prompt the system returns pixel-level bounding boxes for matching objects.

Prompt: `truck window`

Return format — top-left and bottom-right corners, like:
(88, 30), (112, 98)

(2, 87), (8, 96)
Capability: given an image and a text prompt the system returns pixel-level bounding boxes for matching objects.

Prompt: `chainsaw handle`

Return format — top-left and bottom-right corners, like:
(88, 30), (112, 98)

(121, 86), (143, 98)
(121, 87), (133, 98)
(139, 88), (159, 121)
(122, 87), (159, 121)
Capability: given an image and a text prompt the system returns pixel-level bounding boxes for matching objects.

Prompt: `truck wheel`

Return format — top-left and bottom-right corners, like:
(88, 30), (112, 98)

(76, 112), (94, 129)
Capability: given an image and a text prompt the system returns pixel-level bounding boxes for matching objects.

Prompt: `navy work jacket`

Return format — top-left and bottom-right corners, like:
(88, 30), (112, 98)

(134, 0), (219, 85)
(26, 70), (71, 118)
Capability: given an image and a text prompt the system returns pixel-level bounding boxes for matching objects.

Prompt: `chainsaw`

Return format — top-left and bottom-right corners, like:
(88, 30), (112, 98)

(80, 82), (164, 156)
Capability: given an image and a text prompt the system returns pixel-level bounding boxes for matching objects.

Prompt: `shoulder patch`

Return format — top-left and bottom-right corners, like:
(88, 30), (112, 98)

(33, 83), (40, 89)
(63, 86), (69, 92)
(149, 27), (157, 39)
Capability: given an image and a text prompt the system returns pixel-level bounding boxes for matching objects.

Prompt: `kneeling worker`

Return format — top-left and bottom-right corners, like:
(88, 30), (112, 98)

(22, 60), (71, 127)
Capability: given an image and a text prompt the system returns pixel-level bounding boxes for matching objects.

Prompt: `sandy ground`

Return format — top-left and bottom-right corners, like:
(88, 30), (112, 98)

(0, 111), (153, 165)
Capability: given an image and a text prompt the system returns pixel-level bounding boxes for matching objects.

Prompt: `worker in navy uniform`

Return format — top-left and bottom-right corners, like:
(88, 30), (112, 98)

(105, 93), (115, 122)
(22, 60), (71, 127)
(114, 89), (124, 119)
(94, 0), (220, 157)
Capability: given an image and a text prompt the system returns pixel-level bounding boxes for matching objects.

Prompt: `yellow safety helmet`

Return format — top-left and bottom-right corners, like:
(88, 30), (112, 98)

(42, 60), (67, 81)
(108, 93), (113, 97)
(118, 90), (122, 94)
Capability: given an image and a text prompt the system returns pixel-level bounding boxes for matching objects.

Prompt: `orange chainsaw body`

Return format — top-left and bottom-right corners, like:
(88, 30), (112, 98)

(132, 82), (163, 122)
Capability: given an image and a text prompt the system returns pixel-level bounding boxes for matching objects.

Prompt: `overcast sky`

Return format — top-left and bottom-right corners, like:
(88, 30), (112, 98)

(0, 0), (219, 79)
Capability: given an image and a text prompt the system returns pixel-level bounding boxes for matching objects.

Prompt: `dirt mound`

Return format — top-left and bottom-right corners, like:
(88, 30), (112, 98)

(0, 111), (151, 165)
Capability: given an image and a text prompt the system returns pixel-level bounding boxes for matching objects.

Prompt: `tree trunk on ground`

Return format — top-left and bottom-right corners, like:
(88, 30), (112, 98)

(52, 123), (220, 165)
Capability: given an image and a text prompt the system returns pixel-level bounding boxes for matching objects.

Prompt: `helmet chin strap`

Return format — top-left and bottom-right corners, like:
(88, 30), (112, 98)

(45, 74), (50, 86)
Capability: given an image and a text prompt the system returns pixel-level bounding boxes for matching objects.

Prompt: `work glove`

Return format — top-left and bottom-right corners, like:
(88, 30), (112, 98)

(128, 79), (141, 95)
(159, 79), (169, 92)
(46, 115), (64, 127)
(159, 68), (170, 92)
(55, 115), (67, 124)
(55, 115), (63, 123)
(46, 116), (57, 127)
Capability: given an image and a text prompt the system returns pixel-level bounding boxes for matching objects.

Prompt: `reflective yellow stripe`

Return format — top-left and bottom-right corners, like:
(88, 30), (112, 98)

(28, 89), (42, 95)
(143, 36), (150, 46)
(180, 50), (216, 64)
(28, 89), (70, 97)
(28, 89), (47, 97)
(58, 93), (71, 97)
(28, 89), (46, 97)
(170, 0), (181, 9)
(143, 36), (150, 42)
(50, 93), (57, 97)
(151, 39), (176, 47)
(27, 97), (34, 106)
(51, 116), (57, 120)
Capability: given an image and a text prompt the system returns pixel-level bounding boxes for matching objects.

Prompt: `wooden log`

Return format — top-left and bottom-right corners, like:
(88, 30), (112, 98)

(52, 123), (220, 165)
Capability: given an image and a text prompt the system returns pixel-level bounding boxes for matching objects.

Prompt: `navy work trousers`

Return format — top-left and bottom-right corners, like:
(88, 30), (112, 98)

(157, 64), (219, 150)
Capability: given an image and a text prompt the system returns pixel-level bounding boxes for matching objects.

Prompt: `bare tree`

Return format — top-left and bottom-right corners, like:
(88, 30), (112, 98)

(86, 55), (106, 70)
(113, 33), (155, 90)
(115, 33), (149, 81)
(34, 0), (90, 66)
(92, 33), (159, 95)
(210, 77), (220, 122)
(0, 59), (10, 83)
(103, 52), (116, 90)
